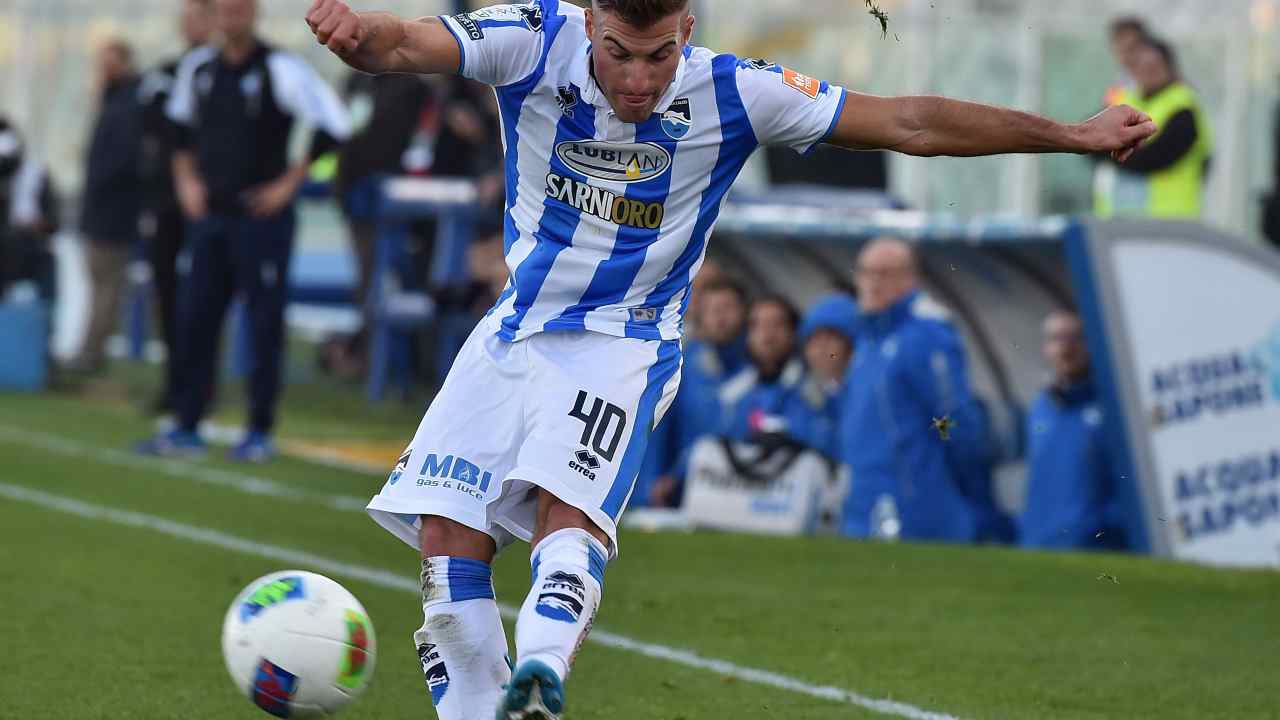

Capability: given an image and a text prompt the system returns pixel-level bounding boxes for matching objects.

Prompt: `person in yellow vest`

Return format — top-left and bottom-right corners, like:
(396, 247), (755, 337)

(1095, 37), (1212, 219)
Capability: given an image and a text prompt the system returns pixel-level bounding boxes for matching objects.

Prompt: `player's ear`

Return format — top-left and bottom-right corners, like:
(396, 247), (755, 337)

(682, 12), (695, 46)
(585, 7), (596, 38)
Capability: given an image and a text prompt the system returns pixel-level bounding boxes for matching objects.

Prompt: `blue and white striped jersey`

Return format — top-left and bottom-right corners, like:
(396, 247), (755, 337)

(441, 0), (847, 342)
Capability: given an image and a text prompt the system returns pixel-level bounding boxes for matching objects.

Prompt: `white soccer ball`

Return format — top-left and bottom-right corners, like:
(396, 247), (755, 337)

(221, 570), (377, 718)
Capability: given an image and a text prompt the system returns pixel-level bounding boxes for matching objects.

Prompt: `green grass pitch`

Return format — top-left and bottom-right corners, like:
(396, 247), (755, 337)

(1, 383), (1276, 720)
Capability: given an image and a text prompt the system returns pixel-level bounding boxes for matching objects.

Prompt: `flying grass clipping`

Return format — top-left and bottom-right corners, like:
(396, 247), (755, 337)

(865, 0), (891, 38)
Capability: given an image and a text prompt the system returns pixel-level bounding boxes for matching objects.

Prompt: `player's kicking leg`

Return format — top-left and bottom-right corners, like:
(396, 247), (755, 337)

(416, 516), (512, 720)
(499, 490), (610, 720)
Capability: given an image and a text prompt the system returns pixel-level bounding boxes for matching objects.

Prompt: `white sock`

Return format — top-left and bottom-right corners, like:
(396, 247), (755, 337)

(515, 528), (608, 682)
(414, 557), (511, 720)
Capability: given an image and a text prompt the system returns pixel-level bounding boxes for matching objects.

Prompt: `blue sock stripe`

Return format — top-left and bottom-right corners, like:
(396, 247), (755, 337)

(587, 543), (607, 589)
(446, 557), (495, 602)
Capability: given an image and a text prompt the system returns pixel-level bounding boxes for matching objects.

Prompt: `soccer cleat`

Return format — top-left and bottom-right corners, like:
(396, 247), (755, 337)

(496, 660), (563, 720)
(134, 429), (207, 458)
(228, 432), (275, 463)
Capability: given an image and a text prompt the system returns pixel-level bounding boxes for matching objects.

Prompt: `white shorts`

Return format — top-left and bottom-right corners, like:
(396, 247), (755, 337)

(367, 322), (682, 557)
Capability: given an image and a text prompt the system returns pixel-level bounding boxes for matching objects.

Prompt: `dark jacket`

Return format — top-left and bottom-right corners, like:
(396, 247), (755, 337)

(81, 76), (144, 242)
(138, 57), (183, 211)
(1019, 378), (1126, 550)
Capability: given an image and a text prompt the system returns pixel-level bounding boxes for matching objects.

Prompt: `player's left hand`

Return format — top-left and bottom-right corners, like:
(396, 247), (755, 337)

(1079, 105), (1158, 163)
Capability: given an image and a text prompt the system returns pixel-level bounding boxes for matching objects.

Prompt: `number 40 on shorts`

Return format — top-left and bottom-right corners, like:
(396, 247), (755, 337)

(568, 391), (628, 464)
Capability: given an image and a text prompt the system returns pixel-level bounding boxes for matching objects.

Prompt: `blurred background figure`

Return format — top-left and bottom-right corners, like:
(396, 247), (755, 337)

(720, 294), (832, 452)
(136, 0), (216, 412)
(797, 292), (859, 458)
(136, 0), (349, 462)
(0, 117), (59, 302)
(839, 238), (1005, 543)
(644, 275), (748, 508)
(1019, 310), (1126, 551)
(325, 72), (433, 379)
(1103, 16), (1149, 107)
(1094, 35), (1213, 220)
(67, 39), (143, 375)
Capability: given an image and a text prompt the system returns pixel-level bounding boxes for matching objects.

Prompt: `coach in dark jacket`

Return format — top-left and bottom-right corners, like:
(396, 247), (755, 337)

(71, 39), (143, 373)
(137, 0), (350, 462)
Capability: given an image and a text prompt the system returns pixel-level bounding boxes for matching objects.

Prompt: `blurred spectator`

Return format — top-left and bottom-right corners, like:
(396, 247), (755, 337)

(1094, 36), (1213, 219)
(720, 295), (832, 452)
(1019, 310), (1126, 550)
(644, 276), (748, 507)
(68, 39), (143, 374)
(1103, 16), (1149, 107)
(797, 293), (860, 458)
(325, 72), (433, 378)
(838, 238), (1003, 542)
(0, 117), (59, 301)
(136, 0), (215, 411)
(324, 73), (503, 380)
(136, 0), (350, 461)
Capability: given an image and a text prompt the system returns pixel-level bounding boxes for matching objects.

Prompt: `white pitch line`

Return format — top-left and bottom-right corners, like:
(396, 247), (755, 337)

(0, 425), (369, 511)
(0, 481), (959, 720)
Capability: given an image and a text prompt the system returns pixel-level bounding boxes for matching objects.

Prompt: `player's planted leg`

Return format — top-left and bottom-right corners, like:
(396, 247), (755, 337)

(502, 496), (609, 720)
(416, 517), (511, 720)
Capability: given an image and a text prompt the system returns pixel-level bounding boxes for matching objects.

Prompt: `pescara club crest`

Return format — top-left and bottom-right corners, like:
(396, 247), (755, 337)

(661, 98), (692, 140)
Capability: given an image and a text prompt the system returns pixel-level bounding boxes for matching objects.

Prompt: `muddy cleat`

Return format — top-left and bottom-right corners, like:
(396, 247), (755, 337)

(496, 660), (563, 720)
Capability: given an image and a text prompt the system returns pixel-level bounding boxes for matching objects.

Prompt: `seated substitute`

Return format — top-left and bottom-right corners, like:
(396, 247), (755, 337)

(642, 275), (748, 507)
(303, 0), (1155, 717)
(1020, 309), (1126, 550)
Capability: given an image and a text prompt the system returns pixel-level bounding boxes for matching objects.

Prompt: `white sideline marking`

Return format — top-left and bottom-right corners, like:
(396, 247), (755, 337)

(0, 425), (369, 511)
(0, 481), (960, 720)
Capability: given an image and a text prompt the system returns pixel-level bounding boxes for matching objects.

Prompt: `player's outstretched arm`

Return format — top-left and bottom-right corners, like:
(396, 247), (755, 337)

(305, 0), (459, 76)
(828, 93), (1158, 163)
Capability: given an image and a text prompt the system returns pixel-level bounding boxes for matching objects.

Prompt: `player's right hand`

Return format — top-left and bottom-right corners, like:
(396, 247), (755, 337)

(306, 0), (363, 56)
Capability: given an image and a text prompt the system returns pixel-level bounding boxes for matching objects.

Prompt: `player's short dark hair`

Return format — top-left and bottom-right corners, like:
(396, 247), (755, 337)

(1108, 16), (1148, 39)
(592, 0), (691, 28)
(750, 293), (800, 331)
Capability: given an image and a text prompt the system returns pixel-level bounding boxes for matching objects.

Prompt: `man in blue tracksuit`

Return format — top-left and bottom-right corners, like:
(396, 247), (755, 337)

(798, 293), (860, 458)
(720, 295), (832, 453)
(1020, 309), (1126, 550)
(839, 238), (1002, 541)
(642, 278), (748, 507)
(137, 0), (350, 461)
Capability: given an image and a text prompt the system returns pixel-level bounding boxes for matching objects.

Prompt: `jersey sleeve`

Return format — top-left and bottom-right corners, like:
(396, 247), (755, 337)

(439, 3), (547, 88)
(734, 60), (847, 154)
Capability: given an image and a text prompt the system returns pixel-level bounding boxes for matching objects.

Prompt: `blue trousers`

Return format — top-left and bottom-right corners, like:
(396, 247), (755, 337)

(175, 211), (294, 434)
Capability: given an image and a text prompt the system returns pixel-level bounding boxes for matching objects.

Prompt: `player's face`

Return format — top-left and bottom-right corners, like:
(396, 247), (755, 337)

(214, 0), (256, 44)
(586, 8), (694, 123)
(1043, 312), (1089, 383)
(804, 329), (851, 386)
(182, 0), (215, 47)
(699, 288), (746, 346)
(747, 302), (795, 373)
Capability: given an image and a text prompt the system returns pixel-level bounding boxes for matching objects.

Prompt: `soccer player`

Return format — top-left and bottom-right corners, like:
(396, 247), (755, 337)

(303, 1), (1156, 718)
